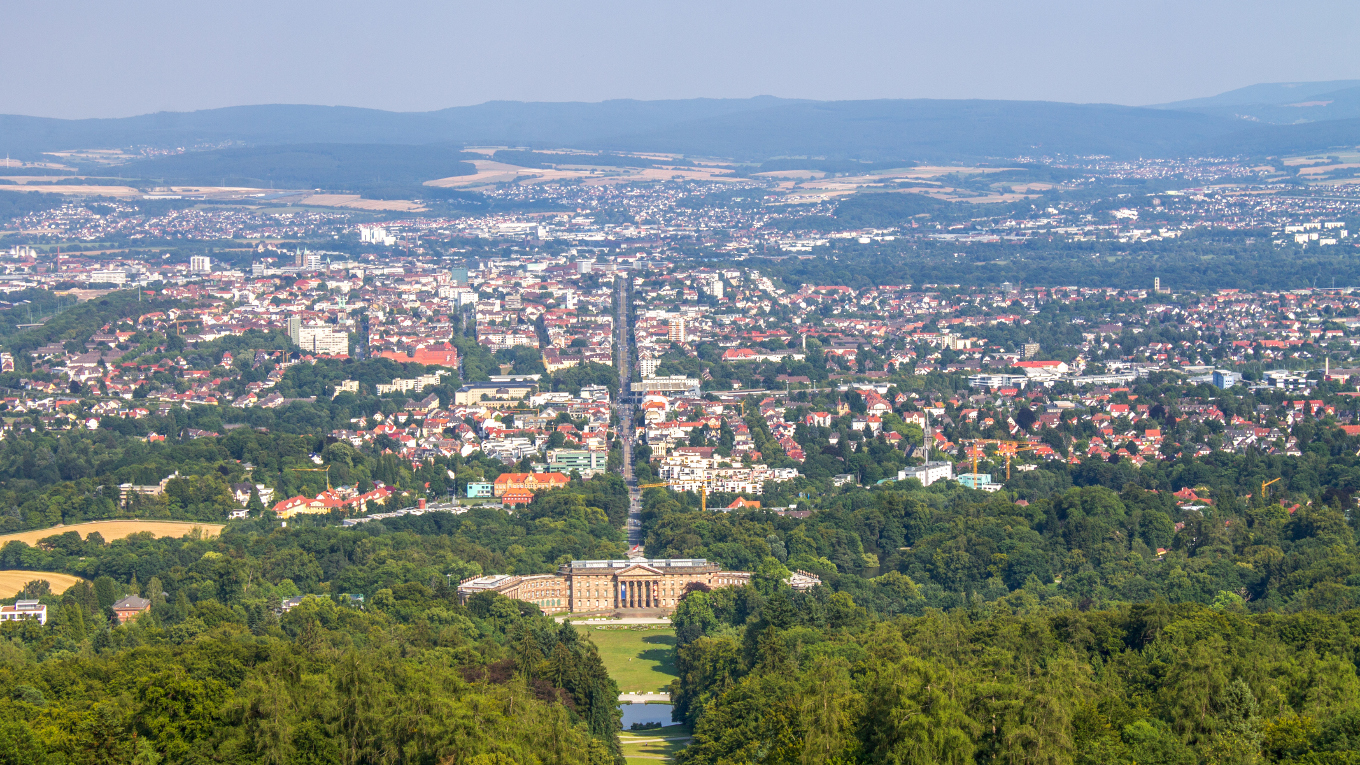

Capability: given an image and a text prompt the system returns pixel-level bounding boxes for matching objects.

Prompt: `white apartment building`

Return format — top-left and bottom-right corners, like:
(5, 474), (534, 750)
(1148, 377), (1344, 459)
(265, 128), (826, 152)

(288, 316), (350, 356)
(0, 600), (47, 625)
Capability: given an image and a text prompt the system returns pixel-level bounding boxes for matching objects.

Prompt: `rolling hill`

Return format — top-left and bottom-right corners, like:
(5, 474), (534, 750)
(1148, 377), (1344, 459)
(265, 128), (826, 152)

(0, 97), (1256, 164)
(104, 143), (477, 191)
(1, 84), (1359, 189)
(1157, 81), (1360, 126)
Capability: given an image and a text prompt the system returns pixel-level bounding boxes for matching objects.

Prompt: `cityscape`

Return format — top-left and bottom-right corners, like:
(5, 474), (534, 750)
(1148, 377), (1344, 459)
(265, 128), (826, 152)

(3, 3), (1360, 763)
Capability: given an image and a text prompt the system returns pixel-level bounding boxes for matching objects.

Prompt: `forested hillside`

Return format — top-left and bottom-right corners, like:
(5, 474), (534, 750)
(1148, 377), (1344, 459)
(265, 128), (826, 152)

(0, 482), (631, 763)
(671, 576), (1360, 765)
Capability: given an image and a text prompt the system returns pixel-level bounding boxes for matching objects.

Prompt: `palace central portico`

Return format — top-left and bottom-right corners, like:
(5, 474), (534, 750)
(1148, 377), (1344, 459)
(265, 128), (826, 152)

(458, 557), (801, 615)
(562, 558), (749, 612)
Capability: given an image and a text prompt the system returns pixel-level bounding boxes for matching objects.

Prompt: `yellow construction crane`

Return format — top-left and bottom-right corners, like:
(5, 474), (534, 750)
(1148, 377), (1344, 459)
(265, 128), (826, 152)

(164, 317), (201, 336)
(1261, 477), (1281, 497)
(639, 479), (711, 512)
(290, 466), (332, 492)
(964, 439), (1041, 480)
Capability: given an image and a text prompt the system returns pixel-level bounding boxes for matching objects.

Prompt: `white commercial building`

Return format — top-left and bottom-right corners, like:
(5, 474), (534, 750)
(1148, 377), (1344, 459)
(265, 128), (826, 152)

(898, 461), (954, 487)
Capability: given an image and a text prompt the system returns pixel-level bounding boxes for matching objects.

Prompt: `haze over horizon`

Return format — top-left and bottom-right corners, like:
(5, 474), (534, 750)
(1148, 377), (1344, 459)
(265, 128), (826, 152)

(4, 0), (1358, 120)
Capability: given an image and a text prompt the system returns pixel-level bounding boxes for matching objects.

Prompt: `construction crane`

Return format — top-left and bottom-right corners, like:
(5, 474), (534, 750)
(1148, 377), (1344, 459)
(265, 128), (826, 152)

(1261, 477), (1282, 497)
(964, 439), (1041, 480)
(290, 466), (332, 492)
(639, 479), (711, 512)
(164, 317), (201, 336)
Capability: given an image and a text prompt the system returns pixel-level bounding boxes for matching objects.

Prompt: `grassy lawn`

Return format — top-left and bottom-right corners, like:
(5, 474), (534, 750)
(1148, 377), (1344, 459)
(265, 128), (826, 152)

(586, 627), (677, 693)
(619, 724), (692, 764)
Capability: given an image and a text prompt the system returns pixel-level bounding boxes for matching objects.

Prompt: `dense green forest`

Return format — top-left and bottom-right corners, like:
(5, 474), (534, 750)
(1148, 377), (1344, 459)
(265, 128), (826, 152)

(745, 224), (1360, 291)
(0, 191), (71, 224)
(671, 573), (1360, 764)
(644, 475), (1360, 615)
(100, 144), (477, 194)
(0, 524), (626, 763)
(0, 289), (179, 351)
(0, 479), (634, 762)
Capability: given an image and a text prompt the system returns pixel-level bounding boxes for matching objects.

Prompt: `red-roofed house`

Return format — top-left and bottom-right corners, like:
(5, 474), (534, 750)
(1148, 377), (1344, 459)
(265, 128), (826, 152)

(721, 348), (758, 362)
(492, 472), (570, 498)
(501, 488), (535, 507)
(272, 495), (327, 518)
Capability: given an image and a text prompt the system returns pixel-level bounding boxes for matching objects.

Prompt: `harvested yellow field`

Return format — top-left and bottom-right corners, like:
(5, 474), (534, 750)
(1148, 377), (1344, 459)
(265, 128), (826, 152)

(1298, 162), (1360, 176)
(0, 571), (85, 598)
(427, 160), (583, 187)
(0, 520), (224, 547)
(428, 159), (740, 189)
(0, 184), (144, 197)
(296, 194), (425, 212)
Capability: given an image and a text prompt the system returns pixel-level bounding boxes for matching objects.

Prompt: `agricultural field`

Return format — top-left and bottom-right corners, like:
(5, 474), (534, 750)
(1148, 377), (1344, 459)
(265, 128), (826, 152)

(618, 725), (692, 765)
(0, 570), (84, 598)
(0, 520), (224, 547)
(586, 627), (677, 693)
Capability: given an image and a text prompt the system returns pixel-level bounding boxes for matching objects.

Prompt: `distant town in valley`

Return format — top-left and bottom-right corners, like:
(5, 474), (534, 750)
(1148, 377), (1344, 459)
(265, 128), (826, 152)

(6, 79), (1360, 763)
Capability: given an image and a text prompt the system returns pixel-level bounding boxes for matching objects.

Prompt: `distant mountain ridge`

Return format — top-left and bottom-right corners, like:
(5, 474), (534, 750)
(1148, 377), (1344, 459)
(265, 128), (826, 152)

(0, 84), (1358, 173)
(1156, 80), (1360, 109)
(1154, 80), (1360, 126)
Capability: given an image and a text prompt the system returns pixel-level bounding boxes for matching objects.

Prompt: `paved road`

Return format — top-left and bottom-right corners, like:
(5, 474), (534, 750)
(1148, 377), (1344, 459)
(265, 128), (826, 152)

(615, 275), (643, 551)
(619, 692), (672, 703)
(558, 615), (672, 625)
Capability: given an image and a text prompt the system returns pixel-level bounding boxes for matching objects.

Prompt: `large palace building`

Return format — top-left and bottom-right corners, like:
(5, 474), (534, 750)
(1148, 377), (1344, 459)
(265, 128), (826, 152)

(456, 557), (820, 615)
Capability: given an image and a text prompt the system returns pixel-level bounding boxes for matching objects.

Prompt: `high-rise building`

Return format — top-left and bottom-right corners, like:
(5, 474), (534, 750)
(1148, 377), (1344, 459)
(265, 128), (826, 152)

(668, 318), (685, 344)
(359, 226), (396, 246)
(288, 316), (348, 356)
(189, 255), (211, 273)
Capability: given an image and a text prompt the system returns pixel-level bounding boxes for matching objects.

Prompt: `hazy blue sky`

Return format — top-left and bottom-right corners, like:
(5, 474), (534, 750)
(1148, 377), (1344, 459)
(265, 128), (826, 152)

(4, 0), (1357, 118)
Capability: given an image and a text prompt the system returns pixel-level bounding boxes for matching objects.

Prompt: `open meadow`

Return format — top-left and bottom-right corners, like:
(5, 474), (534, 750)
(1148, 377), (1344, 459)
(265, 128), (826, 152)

(586, 627), (677, 693)
(619, 724), (692, 765)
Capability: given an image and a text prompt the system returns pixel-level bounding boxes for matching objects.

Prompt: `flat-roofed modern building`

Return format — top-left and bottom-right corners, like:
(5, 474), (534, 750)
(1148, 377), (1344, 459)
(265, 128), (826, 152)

(453, 382), (536, 405)
(898, 461), (954, 487)
(633, 376), (701, 396)
(0, 600), (47, 625)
